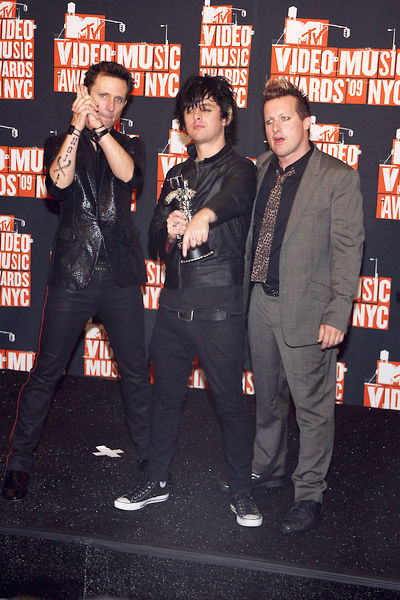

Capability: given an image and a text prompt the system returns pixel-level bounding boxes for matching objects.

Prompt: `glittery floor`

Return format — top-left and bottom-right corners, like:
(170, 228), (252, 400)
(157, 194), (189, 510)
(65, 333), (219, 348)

(0, 371), (399, 599)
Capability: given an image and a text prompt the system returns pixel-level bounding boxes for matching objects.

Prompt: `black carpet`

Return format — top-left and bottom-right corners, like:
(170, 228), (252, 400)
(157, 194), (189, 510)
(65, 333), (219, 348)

(0, 370), (399, 599)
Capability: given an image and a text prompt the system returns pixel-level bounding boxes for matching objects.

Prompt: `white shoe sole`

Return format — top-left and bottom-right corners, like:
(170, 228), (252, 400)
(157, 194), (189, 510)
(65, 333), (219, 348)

(230, 504), (263, 527)
(114, 493), (169, 511)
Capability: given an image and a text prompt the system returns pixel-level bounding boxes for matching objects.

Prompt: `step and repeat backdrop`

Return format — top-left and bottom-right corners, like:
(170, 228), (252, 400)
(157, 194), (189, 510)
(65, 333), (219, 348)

(0, 0), (399, 408)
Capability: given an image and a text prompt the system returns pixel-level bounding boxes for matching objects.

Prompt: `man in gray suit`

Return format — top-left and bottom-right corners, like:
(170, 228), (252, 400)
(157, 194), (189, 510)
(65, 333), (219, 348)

(246, 78), (364, 533)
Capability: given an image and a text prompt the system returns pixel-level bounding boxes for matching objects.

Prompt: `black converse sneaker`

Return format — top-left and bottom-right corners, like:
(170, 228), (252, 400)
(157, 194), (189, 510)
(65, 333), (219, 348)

(230, 493), (263, 527)
(114, 480), (169, 511)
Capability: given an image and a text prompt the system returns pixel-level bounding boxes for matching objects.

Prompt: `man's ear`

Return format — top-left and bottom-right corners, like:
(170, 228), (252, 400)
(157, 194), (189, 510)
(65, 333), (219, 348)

(303, 116), (312, 132)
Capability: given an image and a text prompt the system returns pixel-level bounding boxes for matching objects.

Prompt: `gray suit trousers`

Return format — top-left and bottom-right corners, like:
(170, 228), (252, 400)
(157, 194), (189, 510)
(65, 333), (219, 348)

(248, 284), (336, 503)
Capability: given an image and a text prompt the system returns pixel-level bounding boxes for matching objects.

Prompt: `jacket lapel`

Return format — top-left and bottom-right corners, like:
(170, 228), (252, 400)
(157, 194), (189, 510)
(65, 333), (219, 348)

(256, 152), (273, 194)
(250, 152), (273, 226)
(282, 147), (321, 245)
(248, 147), (323, 253)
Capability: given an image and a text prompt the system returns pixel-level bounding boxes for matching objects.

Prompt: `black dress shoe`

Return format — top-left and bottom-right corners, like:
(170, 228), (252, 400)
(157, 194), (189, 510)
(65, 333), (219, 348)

(219, 472), (285, 493)
(281, 500), (321, 534)
(1, 470), (30, 502)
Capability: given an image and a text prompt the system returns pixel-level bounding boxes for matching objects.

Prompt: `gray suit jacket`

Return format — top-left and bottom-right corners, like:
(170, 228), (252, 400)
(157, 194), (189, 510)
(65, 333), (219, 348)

(244, 146), (364, 347)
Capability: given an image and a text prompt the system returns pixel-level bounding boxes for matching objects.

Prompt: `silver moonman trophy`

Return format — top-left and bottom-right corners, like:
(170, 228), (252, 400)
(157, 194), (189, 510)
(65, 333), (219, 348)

(165, 175), (214, 263)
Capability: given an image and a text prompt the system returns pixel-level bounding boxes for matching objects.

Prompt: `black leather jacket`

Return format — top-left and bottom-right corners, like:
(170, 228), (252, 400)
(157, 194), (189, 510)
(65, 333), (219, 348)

(149, 144), (256, 290)
(44, 128), (146, 290)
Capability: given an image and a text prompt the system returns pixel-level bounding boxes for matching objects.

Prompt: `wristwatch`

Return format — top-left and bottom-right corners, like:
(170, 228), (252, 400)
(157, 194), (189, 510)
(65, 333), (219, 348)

(91, 127), (109, 142)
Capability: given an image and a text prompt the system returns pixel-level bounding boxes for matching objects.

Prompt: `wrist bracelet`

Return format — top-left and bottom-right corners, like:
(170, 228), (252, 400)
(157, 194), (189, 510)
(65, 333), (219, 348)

(67, 124), (81, 137)
(91, 127), (109, 142)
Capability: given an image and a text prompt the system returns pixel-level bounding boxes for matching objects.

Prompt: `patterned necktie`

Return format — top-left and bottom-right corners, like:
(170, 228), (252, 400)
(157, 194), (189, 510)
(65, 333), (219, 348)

(251, 166), (295, 283)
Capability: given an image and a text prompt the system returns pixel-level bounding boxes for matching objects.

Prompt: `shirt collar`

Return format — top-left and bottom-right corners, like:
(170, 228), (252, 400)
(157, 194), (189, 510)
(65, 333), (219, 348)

(271, 142), (314, 178)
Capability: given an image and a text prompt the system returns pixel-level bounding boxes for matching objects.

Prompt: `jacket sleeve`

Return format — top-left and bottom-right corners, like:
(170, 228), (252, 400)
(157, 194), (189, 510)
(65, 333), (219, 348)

(205, 157), (257, 224)
(321, 166), (364, 333)
(117, 134), (145, 191)
(148, 174), (174, 259)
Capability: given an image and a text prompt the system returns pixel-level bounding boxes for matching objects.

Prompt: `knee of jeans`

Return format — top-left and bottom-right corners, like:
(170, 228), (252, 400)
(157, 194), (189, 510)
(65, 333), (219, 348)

(216, 402), (249, 421)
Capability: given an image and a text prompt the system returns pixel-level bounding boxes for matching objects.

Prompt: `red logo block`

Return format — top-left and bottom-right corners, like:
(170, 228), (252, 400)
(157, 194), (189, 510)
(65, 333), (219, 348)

(142, 259), (165, 311)
(84, 322), (120, 378)
(336, 362), (346, 403)
(351, 276), (391, 330)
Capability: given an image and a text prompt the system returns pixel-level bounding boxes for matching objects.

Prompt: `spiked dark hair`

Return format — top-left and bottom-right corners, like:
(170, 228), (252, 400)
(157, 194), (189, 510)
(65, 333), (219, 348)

(174, 74), (237, 144)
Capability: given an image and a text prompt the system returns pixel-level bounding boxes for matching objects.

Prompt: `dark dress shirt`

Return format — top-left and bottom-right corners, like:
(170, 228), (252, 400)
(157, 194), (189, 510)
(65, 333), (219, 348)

(252, 145), (314, 289)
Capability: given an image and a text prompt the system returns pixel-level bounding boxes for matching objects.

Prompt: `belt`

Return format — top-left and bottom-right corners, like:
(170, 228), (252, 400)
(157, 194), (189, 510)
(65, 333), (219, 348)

(260, 282), (279, 297)
(166, 308), (231, 322)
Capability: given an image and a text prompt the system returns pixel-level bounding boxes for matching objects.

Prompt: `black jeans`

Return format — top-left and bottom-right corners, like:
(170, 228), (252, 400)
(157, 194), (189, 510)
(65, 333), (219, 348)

(6, 267), (152, 472)
(148, 307), (253, 495)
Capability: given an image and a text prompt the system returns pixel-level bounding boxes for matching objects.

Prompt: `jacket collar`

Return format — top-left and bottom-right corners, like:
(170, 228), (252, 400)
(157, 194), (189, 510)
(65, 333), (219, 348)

(187, 142), (233, 166)
(251, 144), (323, 246)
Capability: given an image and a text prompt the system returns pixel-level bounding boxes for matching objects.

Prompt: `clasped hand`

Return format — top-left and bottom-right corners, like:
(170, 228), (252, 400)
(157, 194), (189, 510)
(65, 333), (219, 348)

(70, 84), (103, 132)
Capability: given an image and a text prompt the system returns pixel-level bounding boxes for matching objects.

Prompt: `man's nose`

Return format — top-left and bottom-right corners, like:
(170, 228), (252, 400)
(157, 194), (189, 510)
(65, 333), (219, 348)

(106, 99), (114, 112)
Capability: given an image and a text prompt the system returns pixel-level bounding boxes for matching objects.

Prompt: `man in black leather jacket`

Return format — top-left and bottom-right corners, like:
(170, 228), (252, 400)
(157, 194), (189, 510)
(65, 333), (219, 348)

(2, 61), (152, 502)
(114, 75), (262, 527)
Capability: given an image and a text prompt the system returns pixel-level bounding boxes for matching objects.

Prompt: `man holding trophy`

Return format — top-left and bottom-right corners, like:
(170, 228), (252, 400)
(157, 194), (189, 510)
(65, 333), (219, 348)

(114, 75), (261, 527)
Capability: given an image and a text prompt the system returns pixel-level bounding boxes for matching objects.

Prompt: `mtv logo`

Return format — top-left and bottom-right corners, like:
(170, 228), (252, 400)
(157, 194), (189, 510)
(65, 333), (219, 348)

(0, 216), (14, 231)
(169, 129), (191, 154)
(376, 360), (400, 386)
(65, 14), (105, 40)
(85, 322), (108, 340)
(0, 1), (16, 18)
(310, 124), (339, 143)
(203, 6), (232, 24)
(285, 18), (329, 47)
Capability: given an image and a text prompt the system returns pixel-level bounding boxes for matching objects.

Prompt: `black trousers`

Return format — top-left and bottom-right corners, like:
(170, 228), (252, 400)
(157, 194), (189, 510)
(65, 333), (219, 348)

(147, 307), (253, 495)
(6, 267), (152, 473)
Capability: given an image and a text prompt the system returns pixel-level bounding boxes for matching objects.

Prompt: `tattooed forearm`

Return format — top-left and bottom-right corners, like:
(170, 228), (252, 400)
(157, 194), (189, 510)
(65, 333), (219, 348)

(55, 156), (72, 175)
(53, 134), (79, 185)
(54, 156), (72, 184)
